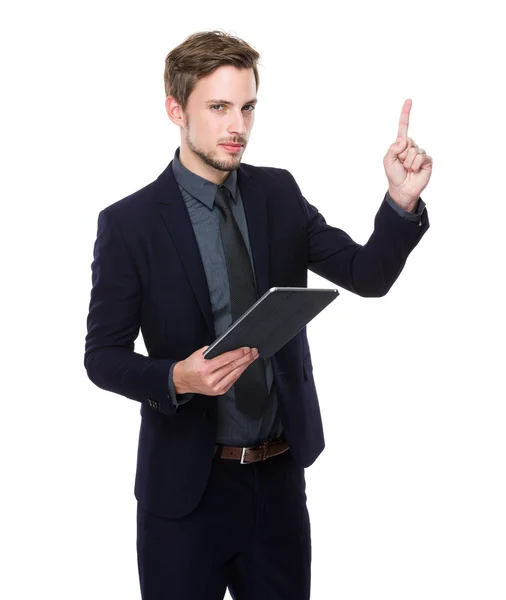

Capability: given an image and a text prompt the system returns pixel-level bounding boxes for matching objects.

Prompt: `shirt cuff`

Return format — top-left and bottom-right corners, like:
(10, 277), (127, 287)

(168, 362), (194, 406)
(385, 191), (426, 225)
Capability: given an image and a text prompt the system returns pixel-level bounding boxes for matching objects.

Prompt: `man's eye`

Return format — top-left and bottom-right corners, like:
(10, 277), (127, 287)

(210, 105), (255, 111)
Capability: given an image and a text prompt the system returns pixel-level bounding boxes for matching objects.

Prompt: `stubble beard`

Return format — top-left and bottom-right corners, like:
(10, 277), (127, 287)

(184, 117), (243, 173)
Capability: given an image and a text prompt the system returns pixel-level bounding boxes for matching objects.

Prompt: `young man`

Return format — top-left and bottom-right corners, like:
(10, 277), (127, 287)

(85, 30), (432, 600)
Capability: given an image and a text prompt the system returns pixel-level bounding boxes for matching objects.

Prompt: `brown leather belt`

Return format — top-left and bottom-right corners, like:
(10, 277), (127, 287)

(214, 438), (289, 465)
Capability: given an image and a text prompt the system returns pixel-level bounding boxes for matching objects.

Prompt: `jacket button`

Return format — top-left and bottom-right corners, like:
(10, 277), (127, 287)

(204, 410), (213, 420)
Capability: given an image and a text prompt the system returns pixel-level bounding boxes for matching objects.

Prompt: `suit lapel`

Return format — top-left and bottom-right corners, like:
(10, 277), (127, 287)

(238, 167), (270, 299)
(155, 163), (215, 337)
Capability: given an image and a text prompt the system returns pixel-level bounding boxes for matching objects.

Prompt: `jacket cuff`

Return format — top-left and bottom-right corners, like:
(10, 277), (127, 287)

(385, 191), (426, 226)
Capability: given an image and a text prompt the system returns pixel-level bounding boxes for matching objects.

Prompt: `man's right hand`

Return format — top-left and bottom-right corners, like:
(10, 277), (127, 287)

(172, 346), (259, 396)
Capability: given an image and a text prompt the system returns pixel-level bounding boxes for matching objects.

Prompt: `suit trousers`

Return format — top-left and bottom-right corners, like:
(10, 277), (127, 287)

(136, 448), (311, 599)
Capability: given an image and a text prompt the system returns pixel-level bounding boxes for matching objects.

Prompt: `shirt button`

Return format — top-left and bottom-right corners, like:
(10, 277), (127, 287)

(205, 410), (213, 420)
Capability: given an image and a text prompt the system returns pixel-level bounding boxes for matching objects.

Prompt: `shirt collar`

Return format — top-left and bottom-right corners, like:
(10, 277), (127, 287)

(171, 147), (238, 209)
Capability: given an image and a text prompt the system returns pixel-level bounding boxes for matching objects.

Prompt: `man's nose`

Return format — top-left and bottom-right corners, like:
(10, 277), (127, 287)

(227, 109), (247, 136)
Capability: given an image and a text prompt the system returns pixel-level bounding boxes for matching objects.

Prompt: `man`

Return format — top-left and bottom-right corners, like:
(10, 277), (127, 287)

(85, 30), (432, 600)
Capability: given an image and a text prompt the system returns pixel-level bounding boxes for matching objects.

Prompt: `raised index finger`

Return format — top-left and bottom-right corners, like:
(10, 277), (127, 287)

(397, 99), (412, 139)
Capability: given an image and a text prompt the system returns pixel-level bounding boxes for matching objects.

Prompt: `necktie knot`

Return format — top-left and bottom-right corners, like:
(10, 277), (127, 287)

(215, 186), (233, 213)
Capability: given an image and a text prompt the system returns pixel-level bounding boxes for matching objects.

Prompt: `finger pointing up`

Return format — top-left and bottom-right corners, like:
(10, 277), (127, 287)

(397, 99), (412, 140)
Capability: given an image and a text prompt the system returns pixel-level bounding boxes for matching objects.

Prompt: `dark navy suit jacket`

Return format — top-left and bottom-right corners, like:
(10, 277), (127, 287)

(84, 160), (429, 518)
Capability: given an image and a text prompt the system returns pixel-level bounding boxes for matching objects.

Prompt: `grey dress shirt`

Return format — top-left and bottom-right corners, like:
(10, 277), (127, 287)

(168, 147), (284, 447)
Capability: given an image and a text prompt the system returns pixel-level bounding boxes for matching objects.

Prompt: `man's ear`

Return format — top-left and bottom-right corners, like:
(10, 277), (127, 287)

(165, 96), (185, 127)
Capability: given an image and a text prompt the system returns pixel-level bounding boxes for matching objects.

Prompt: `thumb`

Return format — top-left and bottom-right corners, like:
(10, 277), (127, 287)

(395, 136), (409, 151)
(385, 136), (408, 161)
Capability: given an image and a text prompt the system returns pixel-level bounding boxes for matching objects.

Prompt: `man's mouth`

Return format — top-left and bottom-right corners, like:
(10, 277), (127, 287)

(220, 143), (244, 152)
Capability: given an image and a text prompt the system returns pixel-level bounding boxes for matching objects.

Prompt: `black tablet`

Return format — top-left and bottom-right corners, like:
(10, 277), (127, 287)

(202, 287), (339, 359)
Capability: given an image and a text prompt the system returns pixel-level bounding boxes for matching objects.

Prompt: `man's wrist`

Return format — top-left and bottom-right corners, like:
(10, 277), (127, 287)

(173, 361), (189, 395)
(168, 362), (194, 408)
(385, 190), (426, 223)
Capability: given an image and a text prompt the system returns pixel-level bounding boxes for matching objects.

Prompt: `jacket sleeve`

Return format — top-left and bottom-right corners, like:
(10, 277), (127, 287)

(285, 171), (430, 297)
(84, 209), (178, 416)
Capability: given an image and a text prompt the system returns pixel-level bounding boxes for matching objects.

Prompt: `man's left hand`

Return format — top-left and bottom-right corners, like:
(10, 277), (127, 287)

(383, 99), (433, 212)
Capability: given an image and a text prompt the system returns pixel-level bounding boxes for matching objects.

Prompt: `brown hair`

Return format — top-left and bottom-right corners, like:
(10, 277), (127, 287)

(164, 30), (261, 111)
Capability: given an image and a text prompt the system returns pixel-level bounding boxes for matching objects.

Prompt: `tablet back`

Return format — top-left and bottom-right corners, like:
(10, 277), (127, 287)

(203, 287), (339, 359)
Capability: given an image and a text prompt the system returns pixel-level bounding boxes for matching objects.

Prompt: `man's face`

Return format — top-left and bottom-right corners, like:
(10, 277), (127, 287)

(178, 66), (257, 174)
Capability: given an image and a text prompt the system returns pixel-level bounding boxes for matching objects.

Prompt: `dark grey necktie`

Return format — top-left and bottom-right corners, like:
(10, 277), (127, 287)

(214, 185), (269, 419)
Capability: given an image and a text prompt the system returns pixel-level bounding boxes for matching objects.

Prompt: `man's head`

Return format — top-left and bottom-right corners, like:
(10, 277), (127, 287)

(164, 30), (260, 182)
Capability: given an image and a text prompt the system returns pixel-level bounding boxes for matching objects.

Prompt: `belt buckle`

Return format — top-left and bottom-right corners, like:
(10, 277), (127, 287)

(240, 446), (250, 465)
(240, 441), (272, 464)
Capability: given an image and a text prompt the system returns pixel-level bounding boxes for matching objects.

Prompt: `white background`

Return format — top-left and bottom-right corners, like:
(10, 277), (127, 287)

(2, 0), (505, 598)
